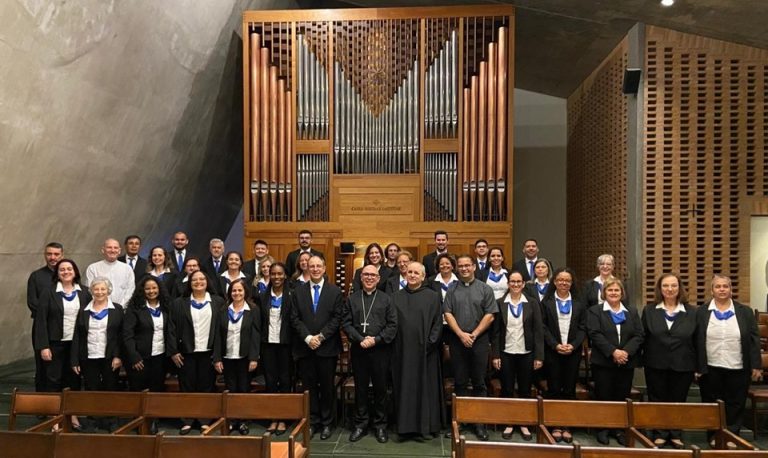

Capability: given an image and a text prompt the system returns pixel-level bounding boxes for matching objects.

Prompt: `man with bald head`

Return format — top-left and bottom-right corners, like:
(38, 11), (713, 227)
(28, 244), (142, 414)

(343, 264), (397, 443)
(391, 261), (444, 438)
(85, 238), (135, 307)
(289, 255), (343, 440)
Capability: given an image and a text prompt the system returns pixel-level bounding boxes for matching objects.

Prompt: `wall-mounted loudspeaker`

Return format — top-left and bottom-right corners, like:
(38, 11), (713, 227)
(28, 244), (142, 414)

(623, 68), (642, 95)
(339, 242), (356, 255)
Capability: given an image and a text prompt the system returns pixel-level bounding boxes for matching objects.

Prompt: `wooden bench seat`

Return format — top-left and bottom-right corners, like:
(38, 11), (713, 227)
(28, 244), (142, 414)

(8, 389), (62, 432)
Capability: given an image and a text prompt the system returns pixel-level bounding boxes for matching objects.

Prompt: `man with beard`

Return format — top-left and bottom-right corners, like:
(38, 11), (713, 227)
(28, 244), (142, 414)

(285, 230), (324, 278)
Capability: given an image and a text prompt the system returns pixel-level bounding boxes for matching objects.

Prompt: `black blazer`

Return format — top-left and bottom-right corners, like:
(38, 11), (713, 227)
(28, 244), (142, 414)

(695, 301), (761, 374)
(285, 248), (324, 278)
(642, 303), (697, 372)
(587, 303), (644, 369)
(540, 294), (587, 351)
(242, 258), (259, 278)
(118, 255), (149, 280)
(289, 281), (343, 359)
(202, 257), (227, 283)
(34, 288), (91, 350)
(122, 304), (170, 366)
(257, 288), (294, 344)
(524, 282), (550, 302)
(511, 259), (535, 282)
(217, 273), (254, 299)
(474, 259), (490, 279)
(170, 249), (192, 273)
(167, 295), (225, 355)
(27, 266), (56, 319)
(422, 251), (444, 279)
(212, 305), (261, 363)
(70, 306), (124, 366)
(491, 295), (544, 361)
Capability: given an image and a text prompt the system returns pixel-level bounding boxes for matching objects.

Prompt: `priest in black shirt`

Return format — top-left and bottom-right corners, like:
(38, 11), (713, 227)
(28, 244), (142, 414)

(343, 264), (397, 443)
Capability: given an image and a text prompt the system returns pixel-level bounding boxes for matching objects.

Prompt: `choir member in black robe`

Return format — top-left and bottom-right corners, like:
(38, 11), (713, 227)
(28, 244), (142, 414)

(343, 264), (398, 443)
(391, 261), (444, 438)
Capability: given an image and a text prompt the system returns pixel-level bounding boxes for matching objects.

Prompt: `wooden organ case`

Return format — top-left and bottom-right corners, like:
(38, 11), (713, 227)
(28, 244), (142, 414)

(242, 6), (515, 291)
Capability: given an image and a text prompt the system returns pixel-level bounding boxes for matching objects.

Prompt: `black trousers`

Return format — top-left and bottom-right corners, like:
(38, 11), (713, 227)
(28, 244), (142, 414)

(43, 341), (81, 393)
(699, 365), (751, 435)
(178, 351), (215, 426)
(545, 348), (581, 400)
(499, 352), (534, 398)
(262, 343), (293, 393)
(448, 332), (489, 398)
(644, 367), (694, 440)
(297, 355), (337, 427)
(80, 358), (118, 391)
(33, 322), (45, 392)
(350, 345), (391, 429)
(127, 354), (167, 392)
(223, 358), (251, 393)
(592, 365), (634, 402)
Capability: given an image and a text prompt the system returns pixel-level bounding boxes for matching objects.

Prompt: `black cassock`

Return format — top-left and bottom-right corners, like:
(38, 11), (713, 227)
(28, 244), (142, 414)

(392, 285), (444, 435)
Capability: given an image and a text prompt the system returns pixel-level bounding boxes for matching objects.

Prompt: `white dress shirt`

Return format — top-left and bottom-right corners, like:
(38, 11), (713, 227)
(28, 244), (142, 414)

(556, 293), (573, 344)
(147, 303), (165, 356)
(503, 293), (529, 354)
(268, 291), (283, 344)
(655, 302), (686, 330)
(225, 303), (250, 359)
(190, 293), (213, 352)
(84, 301), (116, 359)
(602, 302), (629, 342)
(85, 260), (135, 307)
(57, 282), (81, 342)
(706, 300), (742, 370)
(220, 271), (247, 293)
(486, 268), (509, 300)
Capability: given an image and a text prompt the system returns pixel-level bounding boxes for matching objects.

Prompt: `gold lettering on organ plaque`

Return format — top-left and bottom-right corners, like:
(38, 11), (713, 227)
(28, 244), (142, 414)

(340, 196), (412, 215)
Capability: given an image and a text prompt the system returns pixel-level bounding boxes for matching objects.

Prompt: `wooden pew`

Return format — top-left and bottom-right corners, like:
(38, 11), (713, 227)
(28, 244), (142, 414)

(627, 400), (756, 450)
(459, 438), (575, 458)
(54, 432), (161, 458)
(450, 394), (539, 456)
(580, 445), (695, 457)
(55, 389), (145, 433)
(223, 391), (310, 458)
(537, 397), (629, 445)
(8, 389), (62, 432)
(0, 430), (56, 458)
(158, 435), (269, 458)
(134, 392), (227, 436)
(692, 449), (768, 458)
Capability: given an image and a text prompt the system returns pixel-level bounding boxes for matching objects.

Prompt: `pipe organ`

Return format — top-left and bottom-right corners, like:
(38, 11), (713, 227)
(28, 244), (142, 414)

(243, 6), (514, 285)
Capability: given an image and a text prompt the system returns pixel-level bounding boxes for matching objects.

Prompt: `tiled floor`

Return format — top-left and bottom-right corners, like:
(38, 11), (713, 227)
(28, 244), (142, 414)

(1, 358), (766, 457)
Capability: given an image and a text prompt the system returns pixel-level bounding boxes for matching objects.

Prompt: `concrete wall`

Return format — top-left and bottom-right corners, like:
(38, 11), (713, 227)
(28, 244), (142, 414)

(513, 89), (567, 268)
(0, 0), (295, 366)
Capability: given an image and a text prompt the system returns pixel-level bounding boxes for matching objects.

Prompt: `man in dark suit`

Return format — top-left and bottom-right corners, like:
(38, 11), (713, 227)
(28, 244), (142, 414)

(27, 241), (64, 391)
(422, 230), (449, 278)
(285, 229), (323, 278)
(290, 255), (343, 440)
(118, 235), (148, 279)
(170, 231), (191, 272)
(202, 238), (226, 280)
(511, 239), (540, 282)
(473, 239), (490, 279)
(243, 239), (269, 277)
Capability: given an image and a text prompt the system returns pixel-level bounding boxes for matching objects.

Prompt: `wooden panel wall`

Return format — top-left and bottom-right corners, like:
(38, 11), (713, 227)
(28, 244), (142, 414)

(566, 38), (629, 285)
(642, 26), (768, 305)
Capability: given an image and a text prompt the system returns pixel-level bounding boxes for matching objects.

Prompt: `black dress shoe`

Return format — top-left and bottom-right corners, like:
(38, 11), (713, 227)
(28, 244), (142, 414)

(239, 423), (249, 435)
(320, 426), (333, 440)
(375, 428), (389, 443)
(475, 424), (489, 441)
(149, 421), (158, 435)
(616, 432), (627, 446)
(349, 427), (366, 442)
(596, 429), (610, 445)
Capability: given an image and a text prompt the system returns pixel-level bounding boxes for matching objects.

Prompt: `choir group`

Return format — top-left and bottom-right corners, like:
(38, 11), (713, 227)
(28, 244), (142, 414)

(25, 229), (763, 447)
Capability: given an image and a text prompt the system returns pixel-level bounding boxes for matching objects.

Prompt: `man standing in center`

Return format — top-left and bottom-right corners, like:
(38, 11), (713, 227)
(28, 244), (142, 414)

(343, 264), (397, 443)
(422, 230), (449, 278)
(290, 255), (343, 440)
(443, 255), (497, 441)
(285, 230), (324, 278)
(85, 238), (135, 307)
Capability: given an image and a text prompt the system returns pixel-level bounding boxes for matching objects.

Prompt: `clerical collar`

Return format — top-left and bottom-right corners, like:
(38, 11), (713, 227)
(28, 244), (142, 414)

(362, 289), (377, 296)
(461, 277), (475, 287)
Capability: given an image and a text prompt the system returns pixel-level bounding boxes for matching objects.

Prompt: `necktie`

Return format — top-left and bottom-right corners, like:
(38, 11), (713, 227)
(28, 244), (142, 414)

(556, 299), (572, 314)
(312, 284), (320, 313)
(399, 280), (406, 289)
(190, 299), (209, 310)
(177, 252), (183, 269)
(479, 261), (485, 270)
(228, 308), (244, 323)
(129, 257), (135, 268)
(214, 259), (220, 271)
(507, 302), (522, 318)
(713, 309), (734, 320)
(528, 261), (534, 279)
(90, 308), (109, 320)
(610, 310), (626, 325)
(148, 306), (161, 318)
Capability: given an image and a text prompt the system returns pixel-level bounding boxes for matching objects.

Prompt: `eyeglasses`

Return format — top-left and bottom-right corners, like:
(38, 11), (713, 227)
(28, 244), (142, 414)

(361, 273), (379, 278)
(508, 280), (524, 284)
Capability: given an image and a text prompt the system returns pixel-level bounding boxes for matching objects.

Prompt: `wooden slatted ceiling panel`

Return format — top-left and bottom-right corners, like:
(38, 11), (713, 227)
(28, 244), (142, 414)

(566, 38), (629, 286)
(643, 26), (768, 305)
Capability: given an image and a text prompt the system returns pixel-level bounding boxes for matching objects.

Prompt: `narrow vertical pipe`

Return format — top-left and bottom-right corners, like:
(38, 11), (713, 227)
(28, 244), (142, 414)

(277, 78), (286, 220)
(249, 32), (261, 220)
(269, 65), (279, 219)
(260, 47), (270, 219)
(469, 75), (478, 221)
(486, 42), (497, 220)
(496, 26), (508, 219)
(462, 87), (470, 221)
(285, 90), (292, 221)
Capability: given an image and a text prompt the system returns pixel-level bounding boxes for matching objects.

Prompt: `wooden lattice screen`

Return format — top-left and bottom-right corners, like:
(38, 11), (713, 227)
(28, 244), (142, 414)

(566, 38), (629, 287)
(642, 26), (768, 305)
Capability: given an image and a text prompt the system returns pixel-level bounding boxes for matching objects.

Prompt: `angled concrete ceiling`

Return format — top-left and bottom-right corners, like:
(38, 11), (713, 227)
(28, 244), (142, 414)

(310, 0), (768, 97)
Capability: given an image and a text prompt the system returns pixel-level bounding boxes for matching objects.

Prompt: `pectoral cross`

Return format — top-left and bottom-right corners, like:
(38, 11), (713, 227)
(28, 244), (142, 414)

(361, 321), (370, 333)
